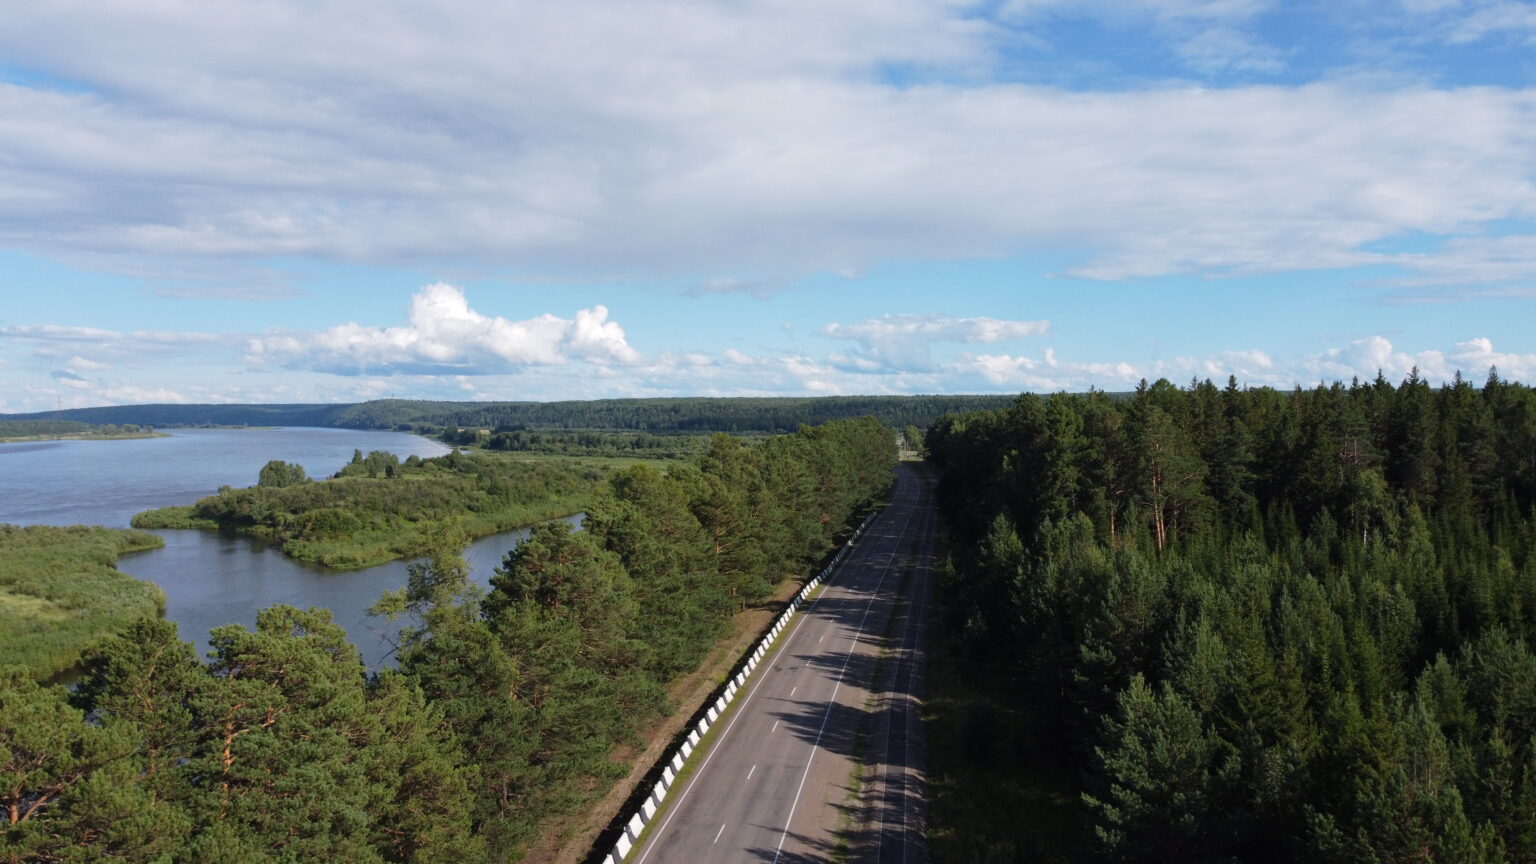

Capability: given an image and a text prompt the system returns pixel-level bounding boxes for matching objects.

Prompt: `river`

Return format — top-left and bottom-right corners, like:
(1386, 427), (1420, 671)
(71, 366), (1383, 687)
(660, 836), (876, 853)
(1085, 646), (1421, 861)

(0, 427), (572, 669)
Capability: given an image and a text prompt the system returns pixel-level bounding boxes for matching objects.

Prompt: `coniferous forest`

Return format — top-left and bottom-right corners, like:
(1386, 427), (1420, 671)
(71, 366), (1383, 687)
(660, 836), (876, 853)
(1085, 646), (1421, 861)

(927, 371), (1536, 863)
(0, 418), (894, 863)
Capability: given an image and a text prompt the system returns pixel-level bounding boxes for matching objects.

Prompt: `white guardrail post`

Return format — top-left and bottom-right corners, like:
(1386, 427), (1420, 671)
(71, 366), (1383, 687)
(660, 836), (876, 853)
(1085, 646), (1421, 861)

(605, 508), (876, 861)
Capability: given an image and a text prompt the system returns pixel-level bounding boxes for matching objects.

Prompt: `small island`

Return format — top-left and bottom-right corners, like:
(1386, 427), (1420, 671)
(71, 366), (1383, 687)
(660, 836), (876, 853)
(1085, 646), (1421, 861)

(133, 448), (610, 569)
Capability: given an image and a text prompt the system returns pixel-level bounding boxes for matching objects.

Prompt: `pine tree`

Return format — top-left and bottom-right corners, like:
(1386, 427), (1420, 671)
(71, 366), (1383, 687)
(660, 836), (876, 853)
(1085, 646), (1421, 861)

(1084, 674), (1241, 862)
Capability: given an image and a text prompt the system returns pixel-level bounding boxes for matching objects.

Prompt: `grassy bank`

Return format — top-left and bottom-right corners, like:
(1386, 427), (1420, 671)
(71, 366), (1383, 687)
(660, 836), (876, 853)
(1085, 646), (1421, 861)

(133, 450), (625, 569)
(0, 431), (166, 443)
(0, 524), (166, 679)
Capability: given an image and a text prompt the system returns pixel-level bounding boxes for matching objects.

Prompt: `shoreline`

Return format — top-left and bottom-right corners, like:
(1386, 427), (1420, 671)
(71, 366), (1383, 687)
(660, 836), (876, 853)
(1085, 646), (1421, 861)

(0, 432), (169, 444)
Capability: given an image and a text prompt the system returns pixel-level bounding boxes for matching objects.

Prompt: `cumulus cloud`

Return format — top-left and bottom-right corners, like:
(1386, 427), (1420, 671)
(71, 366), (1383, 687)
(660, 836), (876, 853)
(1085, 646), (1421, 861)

(822, 314), (1050, 370)
(245, 283), (640, 376)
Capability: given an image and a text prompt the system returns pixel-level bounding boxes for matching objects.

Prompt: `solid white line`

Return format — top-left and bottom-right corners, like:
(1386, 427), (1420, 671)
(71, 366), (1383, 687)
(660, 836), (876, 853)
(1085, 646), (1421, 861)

(714, 823), (726, 844)
(771, 490), (922, 864)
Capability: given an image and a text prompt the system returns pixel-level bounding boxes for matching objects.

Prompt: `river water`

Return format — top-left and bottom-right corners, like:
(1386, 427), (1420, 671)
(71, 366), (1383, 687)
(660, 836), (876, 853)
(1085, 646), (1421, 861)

(0, 427), (572, 669)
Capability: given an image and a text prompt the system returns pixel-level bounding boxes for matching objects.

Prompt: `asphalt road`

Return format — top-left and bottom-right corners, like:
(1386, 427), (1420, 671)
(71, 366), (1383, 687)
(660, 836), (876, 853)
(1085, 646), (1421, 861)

(633, 463), (935, 864)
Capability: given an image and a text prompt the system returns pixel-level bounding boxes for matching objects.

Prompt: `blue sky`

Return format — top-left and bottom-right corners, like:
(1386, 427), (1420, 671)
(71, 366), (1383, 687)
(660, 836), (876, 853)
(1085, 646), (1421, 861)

(2, 0), (1535, 411)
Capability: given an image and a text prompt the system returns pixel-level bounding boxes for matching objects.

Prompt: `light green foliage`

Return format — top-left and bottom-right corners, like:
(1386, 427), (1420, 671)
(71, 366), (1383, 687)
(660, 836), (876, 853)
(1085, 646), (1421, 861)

(41, 608), (482, 864)
(0, 524), (166, 679)
(133, 450), (607, 569)
(388, 416), (894, 859)
(3, 417), (895, 863)
(0, 665), (187, 863)
(256, 459), (309, 488)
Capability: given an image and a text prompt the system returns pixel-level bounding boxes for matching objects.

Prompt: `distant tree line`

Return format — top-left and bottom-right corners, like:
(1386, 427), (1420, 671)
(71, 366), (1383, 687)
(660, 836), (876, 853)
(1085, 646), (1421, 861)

(928, 371), (1536, 862)
(433, 427), (722, 460)
(1, 394), (1014, 435)
(0, 420), (153, 439)
(1, 417), (896, 862)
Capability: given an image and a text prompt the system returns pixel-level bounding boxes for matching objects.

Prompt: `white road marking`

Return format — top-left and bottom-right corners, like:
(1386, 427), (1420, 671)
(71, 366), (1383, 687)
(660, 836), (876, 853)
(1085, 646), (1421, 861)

(747, 764), (756, 780)
(771, 496), (922, 864)
(771, 720), (779, 732)
(634, 473), (921, 864)
(714, 823), (727, 844)
(790, 686), (797, 697)
(632, 518), (856, 864)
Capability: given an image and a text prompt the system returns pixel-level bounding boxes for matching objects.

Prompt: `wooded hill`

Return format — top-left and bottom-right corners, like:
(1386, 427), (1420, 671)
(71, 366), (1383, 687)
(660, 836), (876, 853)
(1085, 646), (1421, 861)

(2, 394), (1013, 434)
(0, 417), (896, 863)
(927, 371), (1536, 863)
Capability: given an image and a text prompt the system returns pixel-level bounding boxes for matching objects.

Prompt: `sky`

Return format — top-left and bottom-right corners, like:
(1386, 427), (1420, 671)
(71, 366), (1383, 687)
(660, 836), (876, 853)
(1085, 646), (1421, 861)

(2, 0), (1536, 412)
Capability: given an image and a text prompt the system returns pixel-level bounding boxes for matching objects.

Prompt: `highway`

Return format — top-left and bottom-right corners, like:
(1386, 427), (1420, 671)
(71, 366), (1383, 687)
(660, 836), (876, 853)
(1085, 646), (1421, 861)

(632, 463), (935, 864)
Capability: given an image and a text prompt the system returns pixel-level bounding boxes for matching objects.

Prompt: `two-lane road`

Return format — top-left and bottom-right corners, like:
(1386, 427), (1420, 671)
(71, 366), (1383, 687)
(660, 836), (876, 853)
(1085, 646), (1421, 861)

(633, 463), (934, 864)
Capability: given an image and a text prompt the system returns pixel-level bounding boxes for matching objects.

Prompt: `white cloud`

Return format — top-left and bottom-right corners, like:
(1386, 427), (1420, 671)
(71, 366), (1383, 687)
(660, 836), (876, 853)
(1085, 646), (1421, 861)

(245, 283), (639, 376)
(1446, 1), (1536, 44)
(948, 336), (1526, 393)
(823, 314), (1050, 370)
(0, 3), (1530, 291)
(1175, 27), (1285, 73)
(963, 350), (1140, 390)
(65, 355), (110, 371)
(1004, 0), (1282, 74)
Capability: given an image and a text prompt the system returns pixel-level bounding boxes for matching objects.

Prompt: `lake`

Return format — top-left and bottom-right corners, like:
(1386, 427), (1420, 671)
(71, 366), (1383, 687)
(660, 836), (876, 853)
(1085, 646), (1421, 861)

(0, 427), (571, 669)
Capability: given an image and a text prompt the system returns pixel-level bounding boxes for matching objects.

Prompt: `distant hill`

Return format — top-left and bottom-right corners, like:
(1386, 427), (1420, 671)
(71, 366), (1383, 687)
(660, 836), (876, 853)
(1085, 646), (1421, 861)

(1, 395), (1020, 434)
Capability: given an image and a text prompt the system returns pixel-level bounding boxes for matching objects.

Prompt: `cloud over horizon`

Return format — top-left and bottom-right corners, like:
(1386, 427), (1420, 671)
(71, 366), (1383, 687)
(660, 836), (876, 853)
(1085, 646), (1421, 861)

(245, 284), (640, 376)
(823, 314), (1051, 371)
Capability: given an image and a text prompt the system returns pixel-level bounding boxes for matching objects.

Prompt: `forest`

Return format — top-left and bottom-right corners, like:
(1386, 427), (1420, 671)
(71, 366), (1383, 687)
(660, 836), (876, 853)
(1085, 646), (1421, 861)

(926, 371), (1536, 863)
(435, 427), (722, 460)
(1, 394), (1013, 435)
(0, 417), (896, 863)
(131, 450), (607, 570)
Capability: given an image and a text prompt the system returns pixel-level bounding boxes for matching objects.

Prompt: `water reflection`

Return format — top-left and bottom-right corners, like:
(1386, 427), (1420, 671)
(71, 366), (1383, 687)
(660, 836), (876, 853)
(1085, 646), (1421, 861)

(119, 514), (584, 671)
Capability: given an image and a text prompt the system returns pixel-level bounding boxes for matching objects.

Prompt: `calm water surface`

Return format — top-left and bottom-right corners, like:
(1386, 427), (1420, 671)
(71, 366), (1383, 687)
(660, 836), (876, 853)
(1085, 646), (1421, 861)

(0, 427), (451, 528)
(0, 427), (571, 668)
(118, 516), (582, 670)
